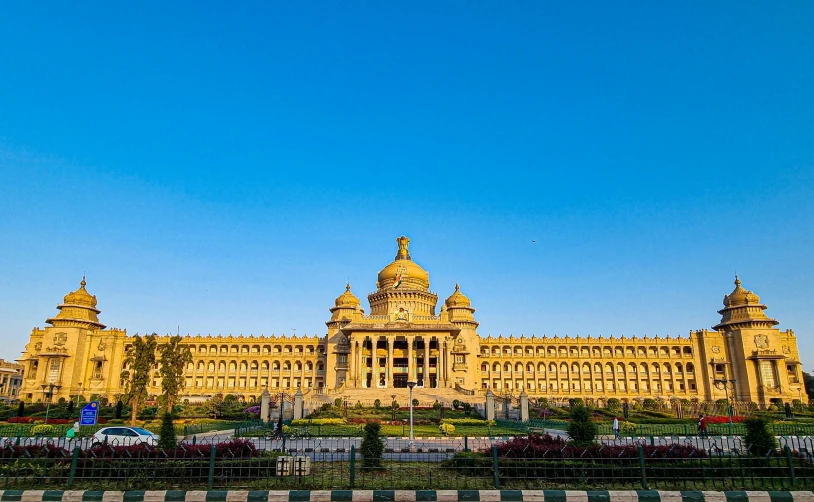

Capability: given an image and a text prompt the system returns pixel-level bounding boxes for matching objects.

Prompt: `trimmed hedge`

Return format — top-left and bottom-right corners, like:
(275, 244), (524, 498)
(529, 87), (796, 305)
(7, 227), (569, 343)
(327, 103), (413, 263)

(440, 418), (496, 426)
(291, 418), (347, 425)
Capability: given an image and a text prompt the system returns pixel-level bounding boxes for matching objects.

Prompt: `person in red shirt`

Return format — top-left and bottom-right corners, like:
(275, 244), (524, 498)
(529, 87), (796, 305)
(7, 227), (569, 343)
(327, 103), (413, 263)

(698, 414), (708, 437)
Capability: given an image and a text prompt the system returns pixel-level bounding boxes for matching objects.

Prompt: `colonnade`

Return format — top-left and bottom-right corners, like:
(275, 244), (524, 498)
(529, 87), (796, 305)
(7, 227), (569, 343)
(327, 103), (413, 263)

(347, 334), (452, 389)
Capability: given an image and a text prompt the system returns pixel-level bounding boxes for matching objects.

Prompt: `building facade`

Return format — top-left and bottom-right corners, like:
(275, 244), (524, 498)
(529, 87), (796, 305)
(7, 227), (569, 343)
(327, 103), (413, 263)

(0, 359), (23, 401)
(15, 236), (806, 407)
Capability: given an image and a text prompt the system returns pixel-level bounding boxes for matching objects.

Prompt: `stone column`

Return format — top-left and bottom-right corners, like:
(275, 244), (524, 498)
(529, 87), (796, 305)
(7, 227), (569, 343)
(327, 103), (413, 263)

(260, 389), (271, 423)
(520, 390), (529, 422)
(485, 389), (495, 421)
(424, 337), (430, 388)
(387, 336), (394, 388)
(407, 338), (413, 383)
(293, 388), (304, 420)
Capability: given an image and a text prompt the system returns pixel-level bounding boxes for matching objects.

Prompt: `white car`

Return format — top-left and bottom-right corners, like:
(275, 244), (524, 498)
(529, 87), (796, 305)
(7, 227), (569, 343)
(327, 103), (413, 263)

(91, 426), (158, 446)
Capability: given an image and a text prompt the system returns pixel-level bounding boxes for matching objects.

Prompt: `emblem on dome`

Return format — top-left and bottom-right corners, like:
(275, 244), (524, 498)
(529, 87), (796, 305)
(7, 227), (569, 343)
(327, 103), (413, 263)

(754, 334), (769, 349)
(54, 332), (68, 346)
(395, 235), (411, 260)
(712, 346), (721, 354)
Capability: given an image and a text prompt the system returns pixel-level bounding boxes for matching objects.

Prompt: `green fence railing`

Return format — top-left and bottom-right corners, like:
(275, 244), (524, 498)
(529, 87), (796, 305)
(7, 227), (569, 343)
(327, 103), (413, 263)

(496, 419), (814, 437)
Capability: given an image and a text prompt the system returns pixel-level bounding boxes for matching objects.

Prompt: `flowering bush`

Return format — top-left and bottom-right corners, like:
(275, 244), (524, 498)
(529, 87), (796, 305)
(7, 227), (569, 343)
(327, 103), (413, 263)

(291, 418), (346, 425)
(440, 418), (496, 426)
(31, 424), (55, 436)
(706, 415), (745, 424)
(244, 405), (261, 418)
(493, 433), (707, 459)
(439, 423), (455, 435)
(87, 438), (258, 458)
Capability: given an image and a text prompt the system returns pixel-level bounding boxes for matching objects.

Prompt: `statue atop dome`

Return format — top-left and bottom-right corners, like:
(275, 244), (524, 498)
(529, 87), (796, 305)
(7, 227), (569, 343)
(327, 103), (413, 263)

(395, 235), (411, 260)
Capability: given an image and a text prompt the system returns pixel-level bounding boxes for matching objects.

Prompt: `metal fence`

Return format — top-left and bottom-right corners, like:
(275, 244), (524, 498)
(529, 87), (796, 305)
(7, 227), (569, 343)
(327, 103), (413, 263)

(1, 435), (813, 490)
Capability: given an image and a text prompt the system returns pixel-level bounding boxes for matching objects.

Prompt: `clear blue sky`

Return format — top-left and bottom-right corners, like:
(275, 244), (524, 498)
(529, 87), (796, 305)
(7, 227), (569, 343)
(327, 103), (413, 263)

(1, 2), (812, 369)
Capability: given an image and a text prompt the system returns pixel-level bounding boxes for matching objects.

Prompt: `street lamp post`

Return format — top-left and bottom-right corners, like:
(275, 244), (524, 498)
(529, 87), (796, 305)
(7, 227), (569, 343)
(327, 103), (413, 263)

(74, 382), (82, 417)
(407, 380), (416, 450)
(41, 383), (61, 424)
(713, 378), (737, 427)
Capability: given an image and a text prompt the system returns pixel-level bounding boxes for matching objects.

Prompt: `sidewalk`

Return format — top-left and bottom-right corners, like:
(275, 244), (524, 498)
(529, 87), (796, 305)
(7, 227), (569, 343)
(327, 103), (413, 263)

(1, 490), (813, 502)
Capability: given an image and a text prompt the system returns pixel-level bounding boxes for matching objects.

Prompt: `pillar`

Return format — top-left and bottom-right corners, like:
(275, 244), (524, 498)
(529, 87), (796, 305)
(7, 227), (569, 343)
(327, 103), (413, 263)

(407, 338), (413, 382)
(293, 388), (304, 420)
(387, 336), (394, 388)
(260, 389), (271, 423)
(519, 390), (529, 422)
(424, 338), (430, 388)
(485, 389), (495, 421)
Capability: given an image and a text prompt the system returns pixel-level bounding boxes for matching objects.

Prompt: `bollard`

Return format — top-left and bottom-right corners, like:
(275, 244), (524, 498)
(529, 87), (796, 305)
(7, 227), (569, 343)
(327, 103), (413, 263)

(785, 445), (797, 485)
(349, 444), (356, 488)
(282, 434), (286, 452)
(492, 444), (499, 488)
(207, 444), (216, 489)
(488, 424), (491, 437)
(650, 436), (654, 446)
(67, 445), (80, 487)
(637, 444), (648, 489)
(192, 435), (197, 445)
(464, 435), (469, 452)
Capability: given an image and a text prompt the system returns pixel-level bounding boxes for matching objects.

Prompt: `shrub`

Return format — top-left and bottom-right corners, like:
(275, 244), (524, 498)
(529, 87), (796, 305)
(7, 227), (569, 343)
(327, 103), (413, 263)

(744, 417), (777, 455)
(432, 401), (441, 410)
(642, 398), (658, 410)
(334, 398), (343, 408)
(412, 398), (419, 406)
(373, 399), (381, 409)
(567, 405), (597, 446)
(291, 418), (346, 425)
(360, 422), (384, 469)
(439, 423), (455, 435)
(157, 413), (178, 450)
(441, 418), (495, 426)
(355, 401), (363, 409)
(452, 399), (461, 410)
(31, 424), (55, 436)
(606, 398), (621, 410)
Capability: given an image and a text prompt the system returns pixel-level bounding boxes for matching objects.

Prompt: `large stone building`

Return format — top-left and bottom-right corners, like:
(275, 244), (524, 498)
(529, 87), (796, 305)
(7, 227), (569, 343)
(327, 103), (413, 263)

(15, 236), (806, 408)
(0, 359), (23, 401)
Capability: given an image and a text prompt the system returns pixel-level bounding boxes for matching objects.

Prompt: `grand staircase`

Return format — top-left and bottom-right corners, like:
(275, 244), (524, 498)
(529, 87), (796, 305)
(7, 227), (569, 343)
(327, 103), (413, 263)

(310, 386), (478, 408)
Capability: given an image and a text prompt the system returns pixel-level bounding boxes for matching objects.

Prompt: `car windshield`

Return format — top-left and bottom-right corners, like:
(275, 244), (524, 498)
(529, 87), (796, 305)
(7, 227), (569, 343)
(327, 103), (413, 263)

(130, 428), (153, 435)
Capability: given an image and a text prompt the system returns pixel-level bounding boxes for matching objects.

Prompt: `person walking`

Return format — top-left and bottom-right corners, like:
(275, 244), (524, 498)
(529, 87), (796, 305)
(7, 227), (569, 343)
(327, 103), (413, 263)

(698, 414), (708, 437)
(613, 416), (620, 439)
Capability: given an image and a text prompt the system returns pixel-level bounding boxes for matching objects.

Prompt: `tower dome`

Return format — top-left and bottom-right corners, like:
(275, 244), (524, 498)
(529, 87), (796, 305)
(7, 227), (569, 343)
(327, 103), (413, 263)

(723, 275), (761, 307)
(445, 283), (471, 308)
(335, 283), (360, 307)
(376, 235), (430, 290)
(46, 277), (106, 329)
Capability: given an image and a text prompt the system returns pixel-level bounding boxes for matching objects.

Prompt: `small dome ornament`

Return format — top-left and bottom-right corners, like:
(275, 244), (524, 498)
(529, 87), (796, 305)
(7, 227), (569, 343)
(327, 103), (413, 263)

(63, 276), (99, 308)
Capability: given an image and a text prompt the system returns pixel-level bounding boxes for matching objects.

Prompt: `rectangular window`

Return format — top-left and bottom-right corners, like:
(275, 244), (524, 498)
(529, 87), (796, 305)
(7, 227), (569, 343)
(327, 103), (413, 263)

(787, 365), (799, 383)
(48, 359), (61, 383)
(760, 361), (777, 388)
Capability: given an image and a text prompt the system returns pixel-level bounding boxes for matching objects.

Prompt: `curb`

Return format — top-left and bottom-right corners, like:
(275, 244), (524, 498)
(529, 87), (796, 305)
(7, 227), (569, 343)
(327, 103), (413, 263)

(1, 491), (813, 502)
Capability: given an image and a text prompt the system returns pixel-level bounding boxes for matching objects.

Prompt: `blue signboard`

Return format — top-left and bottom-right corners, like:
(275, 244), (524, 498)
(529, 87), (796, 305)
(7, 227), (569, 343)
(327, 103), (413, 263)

(80, 401), (99, 426)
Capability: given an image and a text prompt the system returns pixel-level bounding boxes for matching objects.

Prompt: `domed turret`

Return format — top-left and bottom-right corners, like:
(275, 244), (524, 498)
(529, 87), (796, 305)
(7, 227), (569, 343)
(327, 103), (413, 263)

(46, 277), (106, 329)
(445, 284), (471, 308)
(335, 283), (360, 307)
(723, 275), (761, 307)
(376, 235), (430, 290)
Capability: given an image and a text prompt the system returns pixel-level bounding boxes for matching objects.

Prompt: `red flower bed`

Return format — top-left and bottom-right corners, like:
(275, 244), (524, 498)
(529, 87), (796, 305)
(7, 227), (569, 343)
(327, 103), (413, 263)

(6, 417), (108, 425)
(493, 433), (707, 459)
(87, 438), (257, 458)
(705, 415), (745, 424)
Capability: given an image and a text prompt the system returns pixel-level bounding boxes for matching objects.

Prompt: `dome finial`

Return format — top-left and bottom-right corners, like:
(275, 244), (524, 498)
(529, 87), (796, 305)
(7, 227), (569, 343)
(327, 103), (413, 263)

(395, 235), (411, 260)
(455, 283), (460, 291)
(80, 275), (87, 289)
(346, 282), (351, 292)
(734, 273), (740, 287)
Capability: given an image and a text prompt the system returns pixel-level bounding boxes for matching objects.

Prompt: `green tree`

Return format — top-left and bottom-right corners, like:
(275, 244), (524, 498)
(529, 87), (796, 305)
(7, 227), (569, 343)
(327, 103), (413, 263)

(158, 335), (193, 413)
(122, 334), (157, 426)
(208, 393), (224, 419)
(803, 371), (814, 401)
(360, 422), (384, 469)
(567, 405), (597, 447)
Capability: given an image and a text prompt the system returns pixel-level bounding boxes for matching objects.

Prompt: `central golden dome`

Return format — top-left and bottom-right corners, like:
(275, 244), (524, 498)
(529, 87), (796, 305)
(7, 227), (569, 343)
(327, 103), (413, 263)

(376, 235), (430, 290)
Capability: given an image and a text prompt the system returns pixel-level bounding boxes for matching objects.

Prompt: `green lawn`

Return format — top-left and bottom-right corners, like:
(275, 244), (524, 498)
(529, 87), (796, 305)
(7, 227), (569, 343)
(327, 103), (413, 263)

(247, 423), (521, 437)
